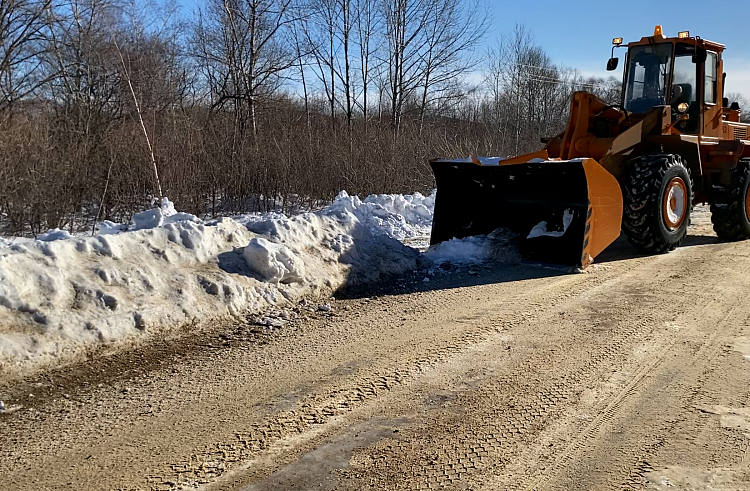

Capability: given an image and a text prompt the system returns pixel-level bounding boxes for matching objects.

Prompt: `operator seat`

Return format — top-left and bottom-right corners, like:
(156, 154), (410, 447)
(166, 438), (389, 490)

(671, 83), (693, 106)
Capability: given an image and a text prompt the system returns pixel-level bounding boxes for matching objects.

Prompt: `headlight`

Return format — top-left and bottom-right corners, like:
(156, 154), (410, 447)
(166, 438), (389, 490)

(677, 102), (689, 113)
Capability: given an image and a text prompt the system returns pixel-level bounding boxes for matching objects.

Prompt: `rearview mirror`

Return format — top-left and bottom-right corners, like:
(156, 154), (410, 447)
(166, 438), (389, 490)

(607, 57), (619, 71)
(692, 48), (707, 64)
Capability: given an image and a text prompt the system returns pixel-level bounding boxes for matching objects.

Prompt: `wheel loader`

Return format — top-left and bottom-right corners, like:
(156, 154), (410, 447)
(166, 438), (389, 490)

(429, 26), (750, 267)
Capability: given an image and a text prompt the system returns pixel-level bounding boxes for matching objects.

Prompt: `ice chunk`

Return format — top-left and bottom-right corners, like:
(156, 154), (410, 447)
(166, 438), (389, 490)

(161, 198), (200, 225)
(426, 235), (493, 264)
(426, 228), (520, 265)
(243, 237), (305, 284)
(132, 208), (163, 230)
(37, 229), (72, 242)
(527, 209), (575, 239)
(97, 221), (127, 235)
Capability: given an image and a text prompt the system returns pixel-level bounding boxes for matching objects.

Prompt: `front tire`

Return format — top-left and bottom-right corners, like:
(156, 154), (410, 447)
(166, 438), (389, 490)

(710, 159), (750, 241)
(622, 154), (693, 253)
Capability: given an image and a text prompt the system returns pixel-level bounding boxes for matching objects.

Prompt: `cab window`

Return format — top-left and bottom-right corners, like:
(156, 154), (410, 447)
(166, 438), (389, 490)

(624, 43), (672, 113)
(705, 51), (718, 104)
(672, 44), (697, 107)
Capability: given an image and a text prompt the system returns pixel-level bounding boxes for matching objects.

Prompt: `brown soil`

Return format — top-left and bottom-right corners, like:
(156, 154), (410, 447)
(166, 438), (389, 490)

(3, 206), (750, 491)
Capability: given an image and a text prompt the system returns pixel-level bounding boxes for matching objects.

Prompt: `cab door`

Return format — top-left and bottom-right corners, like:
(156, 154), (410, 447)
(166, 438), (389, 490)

(701, 50), (723, 138)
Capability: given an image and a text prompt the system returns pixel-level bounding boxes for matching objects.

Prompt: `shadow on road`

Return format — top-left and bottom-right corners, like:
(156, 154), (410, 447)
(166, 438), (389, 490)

(595, 233), (719, 264)
(336, 232), (723, 300)
(334, 261), (571, 300)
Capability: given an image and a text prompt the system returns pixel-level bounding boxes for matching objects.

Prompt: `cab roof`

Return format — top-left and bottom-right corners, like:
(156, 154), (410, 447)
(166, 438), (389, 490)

(626, 27), (725, 53)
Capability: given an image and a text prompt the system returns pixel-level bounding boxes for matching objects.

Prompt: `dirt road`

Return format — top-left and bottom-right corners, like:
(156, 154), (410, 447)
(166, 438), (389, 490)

(3, 206), (750, 490)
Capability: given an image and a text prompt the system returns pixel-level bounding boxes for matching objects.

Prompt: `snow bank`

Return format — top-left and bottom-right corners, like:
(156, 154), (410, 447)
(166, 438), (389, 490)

(0, 192), (434, 376)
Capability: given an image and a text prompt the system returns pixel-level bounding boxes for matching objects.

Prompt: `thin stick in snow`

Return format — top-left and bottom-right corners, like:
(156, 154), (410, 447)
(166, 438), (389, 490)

(114, 39), (163, 199)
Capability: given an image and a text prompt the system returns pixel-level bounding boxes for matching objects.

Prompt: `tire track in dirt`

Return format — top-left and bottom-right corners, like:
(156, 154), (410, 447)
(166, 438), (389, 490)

(143, 271), (607, 489)
(623, 314), (750, 490)
(617, 309), (748, 490)
(512, 258), (750, 491)
(520, 335), (680, 491)
(196, 261), (653, 489)
(316, 243), (746, 491)
(526, 305), (744, 490)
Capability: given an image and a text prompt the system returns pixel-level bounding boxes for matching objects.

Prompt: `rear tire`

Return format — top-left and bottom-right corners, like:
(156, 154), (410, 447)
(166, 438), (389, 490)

(710, 159), (750, 240)
(622, 154), (693, 253)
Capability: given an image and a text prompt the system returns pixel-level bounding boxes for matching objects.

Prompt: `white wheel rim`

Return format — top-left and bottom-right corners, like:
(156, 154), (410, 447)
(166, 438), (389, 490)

(663, 178), (687, 230)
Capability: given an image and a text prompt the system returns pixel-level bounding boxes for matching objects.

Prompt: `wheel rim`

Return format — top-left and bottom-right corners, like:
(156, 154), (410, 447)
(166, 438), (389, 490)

(663, 177), (688, 230)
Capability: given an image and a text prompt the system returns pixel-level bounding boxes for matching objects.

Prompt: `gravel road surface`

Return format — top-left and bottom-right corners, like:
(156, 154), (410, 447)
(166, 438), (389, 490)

(3, 206), (750, 490)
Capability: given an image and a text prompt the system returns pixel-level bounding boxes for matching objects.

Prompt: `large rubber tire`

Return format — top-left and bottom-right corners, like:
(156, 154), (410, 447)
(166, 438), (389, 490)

(622, 154), (693, 253)
(710, 159), (750, 241)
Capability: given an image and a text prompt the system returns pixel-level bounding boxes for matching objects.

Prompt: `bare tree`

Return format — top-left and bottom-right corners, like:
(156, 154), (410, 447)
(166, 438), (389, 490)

(193, 0), (297, 139)
(726, 92), (750, 123)
(415, 0), (487, 134)
(300, 0), (339, 129)
(0, 0), (52, 114)
(352, 0), (380, 123)
(382, 0), (429, 133)
(43, 0), (125, 132)
(482, 25), (574, 155)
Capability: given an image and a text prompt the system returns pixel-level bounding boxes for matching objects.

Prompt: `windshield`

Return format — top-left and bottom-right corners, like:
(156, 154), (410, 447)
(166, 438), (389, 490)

(624, 43), (673, 113)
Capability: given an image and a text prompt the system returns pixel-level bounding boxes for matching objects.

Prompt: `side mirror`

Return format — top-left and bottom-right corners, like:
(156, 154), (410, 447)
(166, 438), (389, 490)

(692, 48), (707, 64)
(607, 57), (619, 71)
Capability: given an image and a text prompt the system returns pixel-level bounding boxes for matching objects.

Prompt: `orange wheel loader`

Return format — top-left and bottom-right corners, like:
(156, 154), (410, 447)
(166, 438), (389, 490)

(429, 26), (750, 267)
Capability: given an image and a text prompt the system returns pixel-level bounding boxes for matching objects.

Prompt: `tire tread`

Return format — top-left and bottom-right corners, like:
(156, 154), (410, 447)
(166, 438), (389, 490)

(622, 154), (693, 253)
(710, 158), (750, 240)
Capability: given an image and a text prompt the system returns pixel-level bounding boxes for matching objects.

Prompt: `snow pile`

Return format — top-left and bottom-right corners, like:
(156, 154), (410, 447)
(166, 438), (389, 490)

(425, 228), (521, 265)
(0, 192), (434, 376)
(322, 191), (435, 241)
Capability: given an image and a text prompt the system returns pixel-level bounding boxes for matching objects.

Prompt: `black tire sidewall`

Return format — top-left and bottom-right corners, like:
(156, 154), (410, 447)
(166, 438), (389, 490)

(738, 164), (750, 230)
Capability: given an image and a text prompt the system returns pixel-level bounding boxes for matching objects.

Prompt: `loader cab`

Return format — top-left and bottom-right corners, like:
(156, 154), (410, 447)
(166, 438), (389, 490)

(620, 29), (725, 135)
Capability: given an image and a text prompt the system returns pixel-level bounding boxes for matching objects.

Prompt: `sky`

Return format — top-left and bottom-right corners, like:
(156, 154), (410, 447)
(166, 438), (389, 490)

(175, 0), (750, 99)
(481, 0), (750, 98)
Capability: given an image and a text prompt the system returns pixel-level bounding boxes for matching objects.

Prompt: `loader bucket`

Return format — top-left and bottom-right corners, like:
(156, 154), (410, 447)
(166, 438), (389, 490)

(429, 156), (623, 267)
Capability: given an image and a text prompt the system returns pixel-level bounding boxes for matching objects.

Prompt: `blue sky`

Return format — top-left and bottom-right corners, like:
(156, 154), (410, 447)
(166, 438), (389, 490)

(175, 0), (750, 98)
(482, 0), (750, 97)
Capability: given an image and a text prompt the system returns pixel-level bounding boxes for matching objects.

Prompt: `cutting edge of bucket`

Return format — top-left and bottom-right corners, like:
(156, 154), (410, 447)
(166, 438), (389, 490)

(579, 158), (624, 267)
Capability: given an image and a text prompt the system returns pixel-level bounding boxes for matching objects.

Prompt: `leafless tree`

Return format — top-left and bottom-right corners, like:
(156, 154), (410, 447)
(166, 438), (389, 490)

(0, 0), (52, 115)
(192, 0), (297, 139)
(482, 25), (575, 155)
(726, 92), (750, 123)
(352, 0), (379, 122)
(415, 0), (486, 134)
(382, 0), (429, 132)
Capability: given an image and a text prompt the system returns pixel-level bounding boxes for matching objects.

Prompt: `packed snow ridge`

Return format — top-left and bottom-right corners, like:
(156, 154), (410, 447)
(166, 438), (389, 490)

(0, 191), (512, 376)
